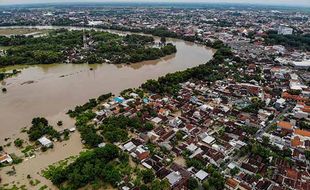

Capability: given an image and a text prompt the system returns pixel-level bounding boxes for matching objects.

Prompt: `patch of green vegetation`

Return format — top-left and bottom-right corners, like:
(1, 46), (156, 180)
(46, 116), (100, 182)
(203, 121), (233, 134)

(0, 68), (21, 81)
(242, 97), (265, 114)
(42, 156), (77, 180)
(230, 167), (240, 176)
(141, 46), (233, 94)
(21, 145), (35, 157)
(68, 93), (112, 118)
(299, 120), (310, 130)
(99, 116), (140, 143)
(241, 141), (293, 162)
(68, 98), (98, 118)
(265, 30), (310, 51)
(20, 127), (27, 133)
(4, 142), (12, 147)
(14, 138), (24, 148)
(203, 165), (225, 190)
(10, 153), (23, 164)
(0, 184), (27, 190)
(287, 89), (302, 95)
(240, 125), (259, 135)
(47, 144), (124, 189)
(267, 123), (278, 133)
(0, 30), (177, 66)
(305, 150), (310, 161)
(29, 179), (40, 186)
(27, 117), (60, 141)
(0, 46), (12, 50)
(38, 185), (48, 190)
(188, 177), (199, 190)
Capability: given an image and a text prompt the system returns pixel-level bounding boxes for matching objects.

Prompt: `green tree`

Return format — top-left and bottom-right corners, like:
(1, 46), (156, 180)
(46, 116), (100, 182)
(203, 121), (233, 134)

(28, 117), (60, 141)
(57, 121), (63, 126)
(141, 169), (155, 184)
(230, 167), (240, 176)
(160, 37), (167, 44)
(14, 138), (24, 148)
(262, 136), (270, 146)
(150, 179), (170, 190)
(305, 150), (310, 161)
(188, 177), (199, 189)
(103, 166), (121, 187)
(144, 122), (154, 131)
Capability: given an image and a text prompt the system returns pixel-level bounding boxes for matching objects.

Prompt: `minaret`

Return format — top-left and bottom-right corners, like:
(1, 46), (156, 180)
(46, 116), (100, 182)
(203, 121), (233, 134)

(83, 29), (87, 49)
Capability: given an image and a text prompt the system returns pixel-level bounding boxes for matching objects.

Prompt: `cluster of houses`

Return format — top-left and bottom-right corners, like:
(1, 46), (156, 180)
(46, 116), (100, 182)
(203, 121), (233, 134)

(91, 60), (309, 189)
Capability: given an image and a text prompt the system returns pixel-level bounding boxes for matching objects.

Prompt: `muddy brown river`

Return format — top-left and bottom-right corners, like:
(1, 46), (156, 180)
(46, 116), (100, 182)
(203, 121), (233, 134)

(0, 26), (214, 143)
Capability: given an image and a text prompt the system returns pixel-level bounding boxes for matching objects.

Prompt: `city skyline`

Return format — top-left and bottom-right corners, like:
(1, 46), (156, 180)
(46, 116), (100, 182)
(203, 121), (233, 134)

(0, 0), (310, 7)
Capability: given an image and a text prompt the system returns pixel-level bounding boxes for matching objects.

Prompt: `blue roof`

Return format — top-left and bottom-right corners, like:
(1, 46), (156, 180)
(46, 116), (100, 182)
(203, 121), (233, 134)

(190, 96), (198, 102)
(114, 97), (124, 103)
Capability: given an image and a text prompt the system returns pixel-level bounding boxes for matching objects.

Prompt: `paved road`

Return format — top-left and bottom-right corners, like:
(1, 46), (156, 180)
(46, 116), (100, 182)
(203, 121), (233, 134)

(255, 106), (291, 139)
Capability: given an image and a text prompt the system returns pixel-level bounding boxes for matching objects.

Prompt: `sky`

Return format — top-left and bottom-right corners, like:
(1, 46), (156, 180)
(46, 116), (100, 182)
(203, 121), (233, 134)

(0, 0), (309, 7)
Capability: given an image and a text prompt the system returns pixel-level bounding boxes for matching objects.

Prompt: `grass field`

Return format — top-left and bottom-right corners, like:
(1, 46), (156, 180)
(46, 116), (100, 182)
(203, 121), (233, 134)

(0, 46), (12, 50)
(0, 28), (49, 36)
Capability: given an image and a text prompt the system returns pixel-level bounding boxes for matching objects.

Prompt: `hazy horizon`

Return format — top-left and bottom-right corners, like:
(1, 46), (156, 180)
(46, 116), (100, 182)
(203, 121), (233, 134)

(0, 0), (310, 7)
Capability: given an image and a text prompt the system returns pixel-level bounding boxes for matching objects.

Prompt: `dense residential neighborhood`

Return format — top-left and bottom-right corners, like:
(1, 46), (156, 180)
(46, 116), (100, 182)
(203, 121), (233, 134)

(0, 2), (309, 190)
(83, 69), (309, 190)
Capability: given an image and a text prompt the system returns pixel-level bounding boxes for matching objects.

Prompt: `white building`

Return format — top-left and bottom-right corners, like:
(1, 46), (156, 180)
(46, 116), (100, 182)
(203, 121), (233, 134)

(291, 60), (310, 69)
(151, 117), (162, 125)
(169, 117), (182, 128)
(293, 104), (309, 119)
(278, 26), (293, 35)
(275, 98), (286, 110)
(123, 141), (136, 152)
(0, 152), (13, 164)
(202, 135), (216, 145)
(166, 171), (182, 186)
(195, 170), (209, 181)
(186, 143), (198, 153)
(38, 136), (53, 148)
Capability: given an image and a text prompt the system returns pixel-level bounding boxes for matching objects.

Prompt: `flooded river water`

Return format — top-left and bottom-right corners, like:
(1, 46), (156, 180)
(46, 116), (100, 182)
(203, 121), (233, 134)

(0, 26), (214, 143)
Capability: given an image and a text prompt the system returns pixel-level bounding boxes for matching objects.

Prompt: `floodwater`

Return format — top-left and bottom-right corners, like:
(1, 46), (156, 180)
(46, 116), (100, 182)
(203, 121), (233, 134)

(0, 26), (214, 143)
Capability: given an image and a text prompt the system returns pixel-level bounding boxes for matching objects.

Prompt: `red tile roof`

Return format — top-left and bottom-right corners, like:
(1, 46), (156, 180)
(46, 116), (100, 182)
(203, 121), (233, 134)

(291, 136), (302, 147)
(282, 92), (308, 102)
(277, 121), (293, 130)
(294, 129), (310, 137)
(226, 178), (239, 189)
(137, 151), (150, 161)
(286, 168), (299, 180)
